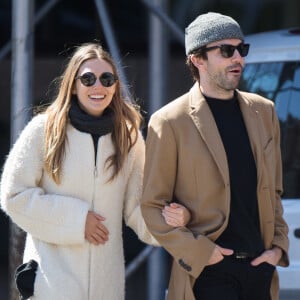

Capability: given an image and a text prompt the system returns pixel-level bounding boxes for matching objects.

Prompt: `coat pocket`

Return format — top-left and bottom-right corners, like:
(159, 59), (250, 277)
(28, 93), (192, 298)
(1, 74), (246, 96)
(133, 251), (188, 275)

(15, 259), (38, 300)
(263, 137), (274, 154)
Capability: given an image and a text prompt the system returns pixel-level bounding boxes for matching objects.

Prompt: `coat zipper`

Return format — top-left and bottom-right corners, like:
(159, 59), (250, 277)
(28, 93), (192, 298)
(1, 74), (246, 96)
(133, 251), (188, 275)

(88, 136), (99, 300)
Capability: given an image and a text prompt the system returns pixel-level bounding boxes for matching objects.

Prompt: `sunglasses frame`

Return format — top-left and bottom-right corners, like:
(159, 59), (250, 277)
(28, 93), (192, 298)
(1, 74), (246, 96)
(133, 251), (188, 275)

(75, 72), (118, 87)
(203, 43), (250, 58)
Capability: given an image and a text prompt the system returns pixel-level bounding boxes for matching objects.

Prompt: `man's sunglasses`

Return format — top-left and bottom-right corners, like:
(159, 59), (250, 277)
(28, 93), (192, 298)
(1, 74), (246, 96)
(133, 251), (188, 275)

(75, 72), (118, 87)
(203, 43), (250, 58)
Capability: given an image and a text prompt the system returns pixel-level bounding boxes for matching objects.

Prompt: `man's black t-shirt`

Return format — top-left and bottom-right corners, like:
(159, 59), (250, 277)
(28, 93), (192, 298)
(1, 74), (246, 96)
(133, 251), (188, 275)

(205, 94), (264, 254)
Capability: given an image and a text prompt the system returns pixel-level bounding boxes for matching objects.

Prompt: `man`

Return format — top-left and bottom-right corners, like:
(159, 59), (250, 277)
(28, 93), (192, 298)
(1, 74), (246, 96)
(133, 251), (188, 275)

(141, 12), (289, 300)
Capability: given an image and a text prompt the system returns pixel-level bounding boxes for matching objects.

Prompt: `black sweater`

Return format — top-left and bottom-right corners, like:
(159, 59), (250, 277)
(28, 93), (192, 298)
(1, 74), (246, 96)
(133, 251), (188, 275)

(205, 94), (264, 254)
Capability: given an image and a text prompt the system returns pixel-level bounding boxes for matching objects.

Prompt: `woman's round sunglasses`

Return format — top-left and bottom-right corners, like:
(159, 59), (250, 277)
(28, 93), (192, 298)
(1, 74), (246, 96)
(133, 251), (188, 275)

(203, 43), (250, 58)
(75, 72), (118, 87)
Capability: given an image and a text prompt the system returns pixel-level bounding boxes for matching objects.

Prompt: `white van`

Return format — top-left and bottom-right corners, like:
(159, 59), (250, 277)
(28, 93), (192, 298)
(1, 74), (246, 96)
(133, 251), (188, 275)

(242, 28), (300, 298)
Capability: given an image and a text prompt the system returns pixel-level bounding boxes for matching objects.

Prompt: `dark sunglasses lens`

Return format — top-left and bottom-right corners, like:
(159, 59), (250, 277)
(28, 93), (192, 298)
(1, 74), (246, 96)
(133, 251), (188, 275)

(100, 72), (116, 87)
(80, 72), (96, 86)
(220, 45), (236, 58)
(239, 44), (250, 57)
(220, 44), (250, 58)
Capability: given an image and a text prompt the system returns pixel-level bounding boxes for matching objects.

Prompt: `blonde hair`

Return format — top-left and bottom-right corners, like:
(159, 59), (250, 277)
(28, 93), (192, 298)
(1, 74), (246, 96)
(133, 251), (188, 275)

(44, 43), (142, 184)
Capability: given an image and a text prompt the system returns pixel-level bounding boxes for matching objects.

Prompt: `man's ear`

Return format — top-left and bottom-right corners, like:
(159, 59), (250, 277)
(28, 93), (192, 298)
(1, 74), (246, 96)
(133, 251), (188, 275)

(190, 54), (204, 68)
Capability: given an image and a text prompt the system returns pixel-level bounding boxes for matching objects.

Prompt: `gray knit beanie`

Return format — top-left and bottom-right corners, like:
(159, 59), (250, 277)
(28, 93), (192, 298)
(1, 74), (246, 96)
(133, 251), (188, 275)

(185, 12), (244, 55)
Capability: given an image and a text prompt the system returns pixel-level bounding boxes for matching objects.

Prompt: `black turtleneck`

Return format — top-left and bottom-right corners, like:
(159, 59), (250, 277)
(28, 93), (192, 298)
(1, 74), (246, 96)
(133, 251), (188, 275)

(205, 94), (264, 255)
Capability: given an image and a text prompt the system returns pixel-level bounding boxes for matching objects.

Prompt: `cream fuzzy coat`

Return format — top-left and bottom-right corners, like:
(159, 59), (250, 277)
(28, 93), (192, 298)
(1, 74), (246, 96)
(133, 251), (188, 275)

(0, 114), (156, 300)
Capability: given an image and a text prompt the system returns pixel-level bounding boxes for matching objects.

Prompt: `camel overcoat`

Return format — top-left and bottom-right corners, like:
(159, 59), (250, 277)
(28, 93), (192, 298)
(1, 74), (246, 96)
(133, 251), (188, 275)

(141, 83), (289, 300)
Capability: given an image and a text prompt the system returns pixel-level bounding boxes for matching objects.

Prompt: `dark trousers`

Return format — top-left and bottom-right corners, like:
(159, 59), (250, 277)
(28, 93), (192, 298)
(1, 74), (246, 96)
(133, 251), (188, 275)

(193, 256), (275, 300)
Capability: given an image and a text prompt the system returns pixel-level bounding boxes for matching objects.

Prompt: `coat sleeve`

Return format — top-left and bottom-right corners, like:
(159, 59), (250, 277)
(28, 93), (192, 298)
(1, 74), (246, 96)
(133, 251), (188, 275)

(141, 113), (216, 278)
(123, 131), (159, 246)
(0, 115), (89, 245)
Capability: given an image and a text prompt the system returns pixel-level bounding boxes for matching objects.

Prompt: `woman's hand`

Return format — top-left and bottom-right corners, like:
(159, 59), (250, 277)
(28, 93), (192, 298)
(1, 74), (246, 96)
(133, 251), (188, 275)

(162, 203), (191, 227)
(85, 211), (109, 245)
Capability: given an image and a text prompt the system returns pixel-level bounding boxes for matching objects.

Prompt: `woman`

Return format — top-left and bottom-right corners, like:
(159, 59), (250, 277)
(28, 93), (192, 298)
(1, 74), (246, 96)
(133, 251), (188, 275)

(0, 43), (189, 300)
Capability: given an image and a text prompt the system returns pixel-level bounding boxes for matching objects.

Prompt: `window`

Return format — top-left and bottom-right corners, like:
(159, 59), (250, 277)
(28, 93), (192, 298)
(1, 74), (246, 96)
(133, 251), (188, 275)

(240, 62), (300, 198)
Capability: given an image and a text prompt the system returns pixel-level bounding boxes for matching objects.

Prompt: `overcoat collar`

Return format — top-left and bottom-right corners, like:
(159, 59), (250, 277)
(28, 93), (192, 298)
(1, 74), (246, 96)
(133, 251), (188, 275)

(189, 82), (263, 185)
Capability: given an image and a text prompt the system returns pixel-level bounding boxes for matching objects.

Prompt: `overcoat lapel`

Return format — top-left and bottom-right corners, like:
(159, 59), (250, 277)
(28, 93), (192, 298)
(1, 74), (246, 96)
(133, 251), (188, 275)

(188, 84), (263, 187)
(236, 91), (263, 183)
(189, 83), (230, 185)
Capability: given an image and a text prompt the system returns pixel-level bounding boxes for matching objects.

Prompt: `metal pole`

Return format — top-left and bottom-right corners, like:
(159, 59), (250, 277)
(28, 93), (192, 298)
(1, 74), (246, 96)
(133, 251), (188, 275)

(148, 0), (169, 114)
(148, 1), (169, 299)
(9, 1), (34, 299)
(94, 0), (130, 100)
(0, 0), (61, 61)
(125, 245), (155, 278)
(139, 0), (184, 46)
(11, 0), (34, 141)
(148, 247), (169, 300)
